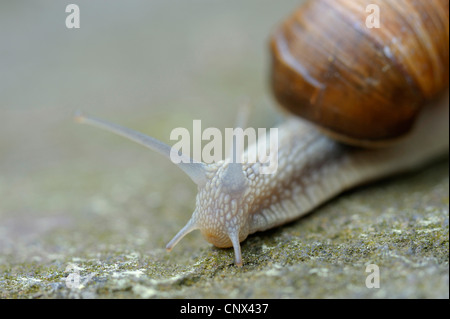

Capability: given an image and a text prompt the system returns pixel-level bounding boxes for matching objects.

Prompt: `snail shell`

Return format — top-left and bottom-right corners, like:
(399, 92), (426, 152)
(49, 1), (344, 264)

(271, 0), (449, 146)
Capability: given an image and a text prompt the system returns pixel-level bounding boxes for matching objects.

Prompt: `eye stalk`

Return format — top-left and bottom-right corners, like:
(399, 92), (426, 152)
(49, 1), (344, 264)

(74, 111), (208, 186)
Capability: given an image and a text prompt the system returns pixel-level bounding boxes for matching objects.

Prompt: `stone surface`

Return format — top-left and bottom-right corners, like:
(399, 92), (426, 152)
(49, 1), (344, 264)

(0, 0), (448, 299)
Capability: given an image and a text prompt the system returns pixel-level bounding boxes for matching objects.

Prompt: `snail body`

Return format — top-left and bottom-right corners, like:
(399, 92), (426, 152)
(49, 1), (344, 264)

(76, 0), (449, 266)
(165, 93), (448, 266)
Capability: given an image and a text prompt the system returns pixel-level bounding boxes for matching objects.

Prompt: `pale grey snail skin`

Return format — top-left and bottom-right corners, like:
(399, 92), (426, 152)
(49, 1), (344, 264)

(76, 91), (448, 266)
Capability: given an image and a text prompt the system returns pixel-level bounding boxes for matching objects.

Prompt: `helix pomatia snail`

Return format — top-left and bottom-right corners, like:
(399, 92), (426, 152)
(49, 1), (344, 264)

(76, 0), (449, 266)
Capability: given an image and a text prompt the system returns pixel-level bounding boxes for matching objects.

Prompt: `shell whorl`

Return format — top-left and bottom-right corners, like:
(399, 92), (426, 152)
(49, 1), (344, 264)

(271, 0), (449, 144)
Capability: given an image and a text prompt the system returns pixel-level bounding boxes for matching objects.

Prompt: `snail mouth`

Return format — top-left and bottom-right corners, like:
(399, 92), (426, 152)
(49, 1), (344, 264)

(202, 231), (232, 248)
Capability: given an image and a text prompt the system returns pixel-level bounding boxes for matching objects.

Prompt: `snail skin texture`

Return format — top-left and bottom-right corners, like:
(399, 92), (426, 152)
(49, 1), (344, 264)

(76, 0), (449, 266)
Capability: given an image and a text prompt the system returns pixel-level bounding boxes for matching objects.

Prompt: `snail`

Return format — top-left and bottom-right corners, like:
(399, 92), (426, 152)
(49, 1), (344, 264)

(76, 0), (449, 266)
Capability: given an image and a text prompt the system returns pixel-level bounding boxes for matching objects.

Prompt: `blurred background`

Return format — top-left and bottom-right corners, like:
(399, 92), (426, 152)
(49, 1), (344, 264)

(1, 0), (301, 181)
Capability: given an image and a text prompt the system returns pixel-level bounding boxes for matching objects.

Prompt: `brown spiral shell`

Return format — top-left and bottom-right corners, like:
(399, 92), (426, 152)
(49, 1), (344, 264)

(270, 0), (449, 145)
